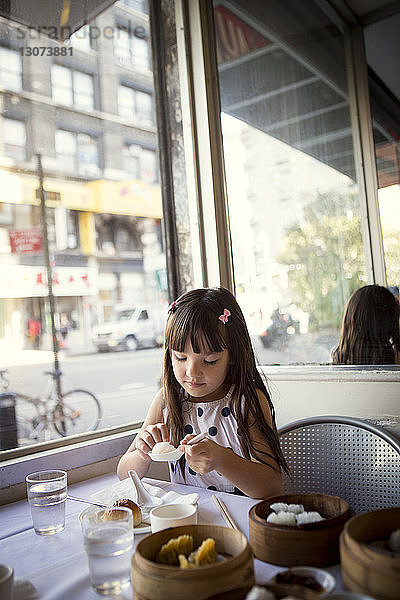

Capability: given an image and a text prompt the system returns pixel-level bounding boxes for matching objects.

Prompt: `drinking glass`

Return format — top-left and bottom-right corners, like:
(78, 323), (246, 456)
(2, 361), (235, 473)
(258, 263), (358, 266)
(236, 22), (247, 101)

(26, 469), (67, 535)
(80, 506), (134, 595)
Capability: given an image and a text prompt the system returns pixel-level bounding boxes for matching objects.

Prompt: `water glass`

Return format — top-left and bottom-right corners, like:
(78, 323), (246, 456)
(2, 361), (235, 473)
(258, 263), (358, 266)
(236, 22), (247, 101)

(80, 506), (134, 595)
(26, 470), (67, 535)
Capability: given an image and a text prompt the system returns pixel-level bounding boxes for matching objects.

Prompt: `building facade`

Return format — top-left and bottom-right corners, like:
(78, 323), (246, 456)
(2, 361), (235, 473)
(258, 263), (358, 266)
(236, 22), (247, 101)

(0, 0), (166, 350)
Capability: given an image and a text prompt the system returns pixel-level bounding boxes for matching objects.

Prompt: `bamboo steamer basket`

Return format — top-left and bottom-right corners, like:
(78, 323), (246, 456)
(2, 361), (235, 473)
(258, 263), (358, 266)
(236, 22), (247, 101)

(131, 524), (254, 600)
(249, 493), (351, 567)
(340, 507), (400, 600)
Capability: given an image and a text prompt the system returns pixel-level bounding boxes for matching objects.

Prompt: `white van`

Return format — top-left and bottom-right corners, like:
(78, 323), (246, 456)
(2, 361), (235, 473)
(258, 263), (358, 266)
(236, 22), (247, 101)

(92, 306), (166, 352)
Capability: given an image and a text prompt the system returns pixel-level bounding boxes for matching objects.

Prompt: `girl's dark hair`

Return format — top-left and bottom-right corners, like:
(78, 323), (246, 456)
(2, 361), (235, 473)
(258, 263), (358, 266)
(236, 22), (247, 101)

(162, 287), (288, 477)
(331, 284), (400, 365)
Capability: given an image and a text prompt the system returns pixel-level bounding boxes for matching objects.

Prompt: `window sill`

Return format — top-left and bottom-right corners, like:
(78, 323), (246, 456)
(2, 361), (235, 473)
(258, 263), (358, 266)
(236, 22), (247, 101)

(0, 427), (140, 505)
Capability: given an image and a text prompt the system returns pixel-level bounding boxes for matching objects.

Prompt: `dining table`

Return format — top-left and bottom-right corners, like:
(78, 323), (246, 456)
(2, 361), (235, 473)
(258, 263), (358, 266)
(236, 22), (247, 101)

(0, 473), (343, 599)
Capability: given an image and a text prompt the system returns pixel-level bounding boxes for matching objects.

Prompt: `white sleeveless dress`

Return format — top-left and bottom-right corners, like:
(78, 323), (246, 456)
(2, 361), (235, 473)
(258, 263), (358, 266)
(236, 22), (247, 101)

(163, 387), (246, 493)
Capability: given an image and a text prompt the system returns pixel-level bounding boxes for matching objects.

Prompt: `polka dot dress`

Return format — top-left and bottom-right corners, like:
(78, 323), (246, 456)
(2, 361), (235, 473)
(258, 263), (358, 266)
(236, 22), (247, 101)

(163, 387), (245, 492)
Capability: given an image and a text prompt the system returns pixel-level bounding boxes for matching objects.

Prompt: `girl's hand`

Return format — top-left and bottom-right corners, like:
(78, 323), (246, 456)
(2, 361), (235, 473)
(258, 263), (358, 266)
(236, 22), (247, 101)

(180, 435), (224, 474)
(135, 423), (169, 460)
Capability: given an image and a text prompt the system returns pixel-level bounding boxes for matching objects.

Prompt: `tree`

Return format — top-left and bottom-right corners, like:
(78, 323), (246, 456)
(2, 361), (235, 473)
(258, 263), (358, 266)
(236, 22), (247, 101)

(278, 191), (365, 330)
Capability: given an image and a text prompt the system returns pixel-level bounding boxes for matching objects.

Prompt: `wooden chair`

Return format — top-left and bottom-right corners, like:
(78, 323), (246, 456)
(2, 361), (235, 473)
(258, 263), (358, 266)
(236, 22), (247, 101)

(278, 415), (400, 513)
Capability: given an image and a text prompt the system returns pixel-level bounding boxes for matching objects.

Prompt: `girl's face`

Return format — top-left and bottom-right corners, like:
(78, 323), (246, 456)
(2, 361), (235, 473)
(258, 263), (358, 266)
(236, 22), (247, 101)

(170, 339), (230, 402)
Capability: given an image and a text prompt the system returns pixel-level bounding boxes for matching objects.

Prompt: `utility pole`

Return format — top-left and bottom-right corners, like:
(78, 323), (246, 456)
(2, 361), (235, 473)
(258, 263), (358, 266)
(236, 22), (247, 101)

(37, 153), (61, 394)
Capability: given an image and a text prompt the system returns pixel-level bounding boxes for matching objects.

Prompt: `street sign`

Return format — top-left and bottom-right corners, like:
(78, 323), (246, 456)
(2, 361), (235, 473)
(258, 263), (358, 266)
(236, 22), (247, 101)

(9, 228), (43, 254)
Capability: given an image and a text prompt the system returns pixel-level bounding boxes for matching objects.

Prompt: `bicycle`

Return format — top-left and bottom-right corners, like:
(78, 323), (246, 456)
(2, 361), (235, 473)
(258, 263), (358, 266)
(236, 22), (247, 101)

(0, 368), (102, 445)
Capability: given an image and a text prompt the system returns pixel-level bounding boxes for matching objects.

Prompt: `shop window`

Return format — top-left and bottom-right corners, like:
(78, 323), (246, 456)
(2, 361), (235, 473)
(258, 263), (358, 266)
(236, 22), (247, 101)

(2, 118), (26, 160)
(51, 65), (94, 110)
(0, 46), (22, 91)
(118, 85), (153, 124)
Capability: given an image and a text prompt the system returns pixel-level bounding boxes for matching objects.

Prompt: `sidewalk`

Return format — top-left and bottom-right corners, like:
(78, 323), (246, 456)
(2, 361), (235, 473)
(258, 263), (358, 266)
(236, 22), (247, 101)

(1, 331), (95, 368)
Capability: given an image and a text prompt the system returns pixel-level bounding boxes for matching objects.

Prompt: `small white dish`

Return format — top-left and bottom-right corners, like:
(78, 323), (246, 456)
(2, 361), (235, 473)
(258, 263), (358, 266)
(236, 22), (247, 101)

(150, 503), (198, 532)
(148, 447), (183, 462)
(269, 566), (335, 597)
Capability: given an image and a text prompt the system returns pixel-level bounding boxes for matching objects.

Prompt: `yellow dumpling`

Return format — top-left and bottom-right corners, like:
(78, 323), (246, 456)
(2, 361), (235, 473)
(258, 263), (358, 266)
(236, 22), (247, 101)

(188, 538), (217, 566)
(156, 535), (194, 565)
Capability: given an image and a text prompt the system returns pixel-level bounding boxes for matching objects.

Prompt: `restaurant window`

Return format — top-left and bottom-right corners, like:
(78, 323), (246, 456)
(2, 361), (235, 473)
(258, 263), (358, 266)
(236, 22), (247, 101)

(114, 26), (150, 70)
(55, 130), (100, 177)
(211, 0), (368, 365)
(51, 65), (95, 111)
(365, 16), (400, 289)
(2, 118), (26, 160)
(0, 46), (21, 91)
(118, 84), (153, 124)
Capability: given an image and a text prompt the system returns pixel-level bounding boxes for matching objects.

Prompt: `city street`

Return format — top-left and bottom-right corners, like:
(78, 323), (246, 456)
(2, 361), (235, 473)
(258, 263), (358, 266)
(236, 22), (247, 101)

(3, 330), (337, 446)
(4, 347), (164, 433)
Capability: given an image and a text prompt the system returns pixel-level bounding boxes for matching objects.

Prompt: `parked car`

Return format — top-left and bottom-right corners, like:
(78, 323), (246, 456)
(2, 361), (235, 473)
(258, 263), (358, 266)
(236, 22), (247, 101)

(92, 306), (166, 352)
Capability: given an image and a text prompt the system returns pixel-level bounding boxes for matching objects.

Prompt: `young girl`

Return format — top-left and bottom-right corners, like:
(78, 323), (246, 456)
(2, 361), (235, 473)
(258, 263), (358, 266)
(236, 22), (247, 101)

(331, 284), (400, 365)
(117, 287), (288, 498)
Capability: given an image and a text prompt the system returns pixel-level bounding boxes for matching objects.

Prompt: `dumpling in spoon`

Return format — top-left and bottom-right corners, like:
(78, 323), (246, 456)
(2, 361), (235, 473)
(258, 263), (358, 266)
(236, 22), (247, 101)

(152, 441), (176, 455)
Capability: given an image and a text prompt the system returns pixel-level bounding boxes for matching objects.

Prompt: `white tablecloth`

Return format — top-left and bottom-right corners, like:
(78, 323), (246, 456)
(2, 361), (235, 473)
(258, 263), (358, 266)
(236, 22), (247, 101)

(0, 474), (342, 599)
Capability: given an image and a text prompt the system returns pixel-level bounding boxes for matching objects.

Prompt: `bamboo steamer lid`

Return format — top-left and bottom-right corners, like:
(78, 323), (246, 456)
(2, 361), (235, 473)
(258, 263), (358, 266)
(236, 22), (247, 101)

(340, 507), (400, 600)
(249, 493), (351, 567)
(131, 524), (254, 600)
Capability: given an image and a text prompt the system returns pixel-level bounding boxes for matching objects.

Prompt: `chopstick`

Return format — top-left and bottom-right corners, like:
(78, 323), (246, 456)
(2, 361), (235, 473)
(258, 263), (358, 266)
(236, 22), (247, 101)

(68, 495), (107, 507)
(212, 494), (241, 532)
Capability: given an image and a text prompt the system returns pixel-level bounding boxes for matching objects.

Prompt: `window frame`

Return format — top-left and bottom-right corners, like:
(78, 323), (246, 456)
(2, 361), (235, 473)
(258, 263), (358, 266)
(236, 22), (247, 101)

(2, 0), (400, 498)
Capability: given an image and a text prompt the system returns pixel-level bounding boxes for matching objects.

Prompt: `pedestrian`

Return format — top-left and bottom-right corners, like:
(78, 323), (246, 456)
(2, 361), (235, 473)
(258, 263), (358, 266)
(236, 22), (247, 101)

(59, 313), (70, 348)
(117, 287), (287, 498)
(28, 317), (41, 349)
(331, 284), (400, 365)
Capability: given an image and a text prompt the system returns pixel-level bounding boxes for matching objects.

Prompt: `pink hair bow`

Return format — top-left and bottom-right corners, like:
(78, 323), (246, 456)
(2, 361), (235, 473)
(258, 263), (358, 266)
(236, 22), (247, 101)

(219, 308), (231, 324)
(168, 301), (177, 313)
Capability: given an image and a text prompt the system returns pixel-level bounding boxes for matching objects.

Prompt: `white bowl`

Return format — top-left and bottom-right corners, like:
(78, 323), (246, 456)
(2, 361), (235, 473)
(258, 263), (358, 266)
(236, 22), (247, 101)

(268, 566), (336, 597)
(150, 503), (197, 533)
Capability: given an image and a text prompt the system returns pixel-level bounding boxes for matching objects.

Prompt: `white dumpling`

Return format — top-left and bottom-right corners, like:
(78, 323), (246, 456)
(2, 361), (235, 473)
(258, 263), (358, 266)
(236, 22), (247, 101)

(151, 441), (176, 454)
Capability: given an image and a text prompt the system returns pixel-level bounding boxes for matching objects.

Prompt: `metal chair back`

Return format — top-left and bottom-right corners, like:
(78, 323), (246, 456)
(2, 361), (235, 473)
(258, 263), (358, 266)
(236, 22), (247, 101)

(278, 415), (400, 513)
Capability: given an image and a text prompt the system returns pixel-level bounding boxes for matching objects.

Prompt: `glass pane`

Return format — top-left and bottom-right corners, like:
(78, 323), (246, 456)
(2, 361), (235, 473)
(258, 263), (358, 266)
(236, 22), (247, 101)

(0, 47), (22, 92)
(0, 2), (165, 451)
(365, 15), (400, 290)
(213, 0), (367, 365)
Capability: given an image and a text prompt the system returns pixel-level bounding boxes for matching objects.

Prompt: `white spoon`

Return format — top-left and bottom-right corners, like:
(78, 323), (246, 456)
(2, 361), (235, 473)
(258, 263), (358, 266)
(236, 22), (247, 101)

(128, 470), (162, 508)
(148, 431), (209, 462)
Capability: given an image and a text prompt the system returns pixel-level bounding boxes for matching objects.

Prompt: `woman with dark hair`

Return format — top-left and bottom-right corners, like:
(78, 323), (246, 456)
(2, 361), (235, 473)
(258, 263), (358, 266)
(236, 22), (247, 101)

(331, 284), (400, 365)
(117, 287), (288, 498)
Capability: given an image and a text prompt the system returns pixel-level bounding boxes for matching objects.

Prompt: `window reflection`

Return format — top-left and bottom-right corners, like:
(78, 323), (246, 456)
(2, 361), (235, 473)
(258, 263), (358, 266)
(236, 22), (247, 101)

(213, 0), (367, 364)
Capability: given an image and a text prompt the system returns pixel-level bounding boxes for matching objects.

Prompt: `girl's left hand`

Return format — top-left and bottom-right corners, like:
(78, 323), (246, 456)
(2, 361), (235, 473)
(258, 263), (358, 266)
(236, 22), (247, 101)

(179, 434), (224, 474)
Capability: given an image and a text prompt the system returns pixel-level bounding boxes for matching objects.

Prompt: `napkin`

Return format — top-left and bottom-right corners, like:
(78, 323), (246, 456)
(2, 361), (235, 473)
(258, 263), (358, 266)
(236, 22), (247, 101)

(13, 578), (39, 600)
(91, 478), (199, 524)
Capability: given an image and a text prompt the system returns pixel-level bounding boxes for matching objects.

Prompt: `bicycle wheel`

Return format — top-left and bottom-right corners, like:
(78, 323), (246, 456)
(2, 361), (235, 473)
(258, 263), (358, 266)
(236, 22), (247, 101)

(14, 395), (45, 445)
(53, 389), (102, 436)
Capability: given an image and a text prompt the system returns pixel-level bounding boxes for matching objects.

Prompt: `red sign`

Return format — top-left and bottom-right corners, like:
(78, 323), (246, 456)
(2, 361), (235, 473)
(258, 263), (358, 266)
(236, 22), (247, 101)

(214, 4), (269, 63)
(9, 228), (43, 254)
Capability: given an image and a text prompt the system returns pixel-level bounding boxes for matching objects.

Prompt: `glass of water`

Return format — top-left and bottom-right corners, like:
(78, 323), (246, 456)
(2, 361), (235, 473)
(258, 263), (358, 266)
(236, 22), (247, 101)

(26, 470), (67, 535)
(80, 506), (134, 595)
